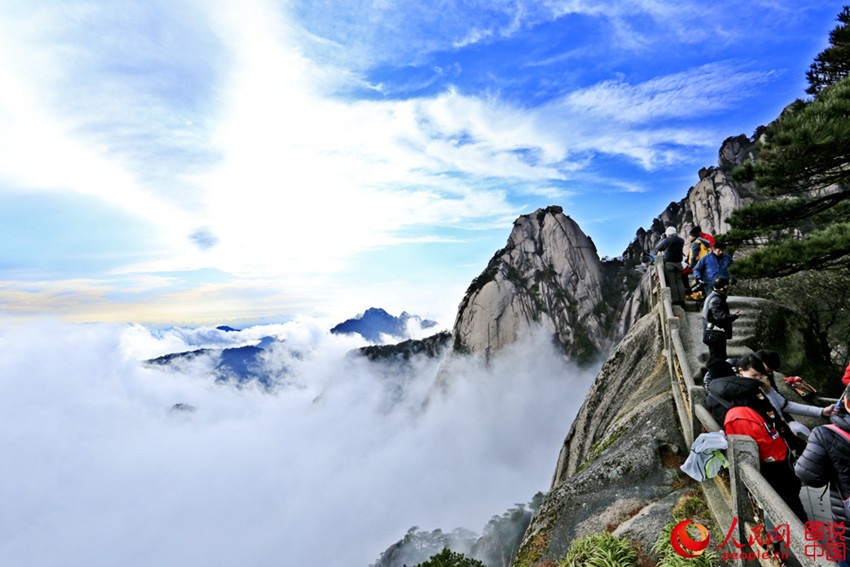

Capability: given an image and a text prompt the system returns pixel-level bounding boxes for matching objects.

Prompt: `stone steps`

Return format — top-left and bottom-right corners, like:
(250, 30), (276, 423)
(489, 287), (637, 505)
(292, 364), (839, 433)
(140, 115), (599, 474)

(684, 294), (772, 379)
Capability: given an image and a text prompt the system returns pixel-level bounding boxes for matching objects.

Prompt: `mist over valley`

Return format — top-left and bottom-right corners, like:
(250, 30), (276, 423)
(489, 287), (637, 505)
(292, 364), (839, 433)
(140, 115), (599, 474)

(0, 315), (597, 567)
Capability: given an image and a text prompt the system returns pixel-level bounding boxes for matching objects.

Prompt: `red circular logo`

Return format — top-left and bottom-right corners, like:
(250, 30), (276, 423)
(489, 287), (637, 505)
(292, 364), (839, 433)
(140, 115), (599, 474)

(671, 520), (710, 558)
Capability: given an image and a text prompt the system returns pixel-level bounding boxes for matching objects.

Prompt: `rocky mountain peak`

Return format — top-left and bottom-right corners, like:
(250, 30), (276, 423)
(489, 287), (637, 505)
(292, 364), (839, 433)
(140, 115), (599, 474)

(331, 308), (437, 342)
(451, 206), (611, 364)
(622, 132), (756, 266)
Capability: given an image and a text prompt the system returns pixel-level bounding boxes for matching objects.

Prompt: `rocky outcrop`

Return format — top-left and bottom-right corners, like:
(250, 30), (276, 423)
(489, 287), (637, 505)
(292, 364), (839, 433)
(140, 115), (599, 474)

(358, 331), (452, 361)
(512, 312), (688, 566)
(622, 133), (757, 267)
(683, 168), (746, 237)
(451, 206), (611, 364)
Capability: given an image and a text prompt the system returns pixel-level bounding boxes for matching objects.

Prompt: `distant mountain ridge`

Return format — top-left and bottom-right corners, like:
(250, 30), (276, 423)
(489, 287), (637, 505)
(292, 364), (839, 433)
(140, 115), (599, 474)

(331, 307), (438, 342)
(145, 337), (280, 387)
(146, 310), (440, 386)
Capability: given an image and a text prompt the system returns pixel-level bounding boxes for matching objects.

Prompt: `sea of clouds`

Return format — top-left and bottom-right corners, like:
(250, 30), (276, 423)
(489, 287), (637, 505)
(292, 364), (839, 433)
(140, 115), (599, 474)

(0, 318), (598, 567)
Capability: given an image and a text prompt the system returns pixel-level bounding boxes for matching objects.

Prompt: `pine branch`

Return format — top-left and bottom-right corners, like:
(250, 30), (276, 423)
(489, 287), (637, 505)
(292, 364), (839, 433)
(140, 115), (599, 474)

(733, 221), (850, 278)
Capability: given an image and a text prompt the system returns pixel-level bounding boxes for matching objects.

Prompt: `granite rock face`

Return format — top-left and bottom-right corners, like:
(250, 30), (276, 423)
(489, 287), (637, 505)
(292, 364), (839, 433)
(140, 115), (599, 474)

(622, 133), (757, 266)
(452, 206), (610, 364)
(512, 313), (687, 566)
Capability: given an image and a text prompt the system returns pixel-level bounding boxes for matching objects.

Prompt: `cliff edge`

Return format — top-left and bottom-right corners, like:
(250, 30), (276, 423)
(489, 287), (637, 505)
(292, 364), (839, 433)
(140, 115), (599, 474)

(512, 304), (688, 566)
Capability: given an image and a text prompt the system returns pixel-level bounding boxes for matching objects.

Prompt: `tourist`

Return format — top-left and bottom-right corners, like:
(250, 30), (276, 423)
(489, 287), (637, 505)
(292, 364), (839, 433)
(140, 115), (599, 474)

(795, 384), (850, 566)
(753, 349), (835, 430)
(684, 226), (713, 295)
(694, 240), (734, 293)
(701, 277), (740, 360)
(706, 355), (808, 521)
(655, 226), (686, 307)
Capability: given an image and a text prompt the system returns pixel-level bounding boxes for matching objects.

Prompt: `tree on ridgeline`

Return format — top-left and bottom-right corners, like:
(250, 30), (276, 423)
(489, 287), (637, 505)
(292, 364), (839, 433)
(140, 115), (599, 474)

(409, 548), (485, 567)
(727, 74), (850, 278)
(807, 6), (850, 96)
(719, 7), (850, 369)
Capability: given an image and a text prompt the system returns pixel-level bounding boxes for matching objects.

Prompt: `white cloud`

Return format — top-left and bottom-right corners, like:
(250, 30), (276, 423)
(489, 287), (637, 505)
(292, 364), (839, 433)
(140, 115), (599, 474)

(0, 318), (598, 567)
(563, 62), (777, 124)
(0, 0), (815, 323)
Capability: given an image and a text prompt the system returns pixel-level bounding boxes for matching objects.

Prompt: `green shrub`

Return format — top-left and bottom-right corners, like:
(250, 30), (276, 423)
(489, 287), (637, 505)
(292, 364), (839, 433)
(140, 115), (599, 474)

(558, 532), (641, 567)
(671, 492), (709, 522)
(408, 548), (485, 567)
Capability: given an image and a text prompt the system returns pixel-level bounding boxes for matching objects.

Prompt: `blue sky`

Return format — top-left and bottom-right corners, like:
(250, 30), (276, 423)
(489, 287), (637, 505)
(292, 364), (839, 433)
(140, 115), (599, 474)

(0, 0), (841, 326)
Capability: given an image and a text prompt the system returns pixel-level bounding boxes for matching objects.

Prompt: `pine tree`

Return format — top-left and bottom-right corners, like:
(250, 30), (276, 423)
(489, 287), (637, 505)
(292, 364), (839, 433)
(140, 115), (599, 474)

(409, 548), (486, 567)
(727, 74), (850, 278)
(807, 6), (850, 96)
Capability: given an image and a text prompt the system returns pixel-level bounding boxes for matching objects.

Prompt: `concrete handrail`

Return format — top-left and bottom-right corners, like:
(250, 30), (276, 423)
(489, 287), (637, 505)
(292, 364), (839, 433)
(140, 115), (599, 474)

(650, 256), (828, 567)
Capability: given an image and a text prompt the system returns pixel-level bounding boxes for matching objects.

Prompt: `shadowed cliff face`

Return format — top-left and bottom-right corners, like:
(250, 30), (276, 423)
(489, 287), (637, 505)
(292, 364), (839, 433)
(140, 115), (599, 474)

(452, 206), (611, 364)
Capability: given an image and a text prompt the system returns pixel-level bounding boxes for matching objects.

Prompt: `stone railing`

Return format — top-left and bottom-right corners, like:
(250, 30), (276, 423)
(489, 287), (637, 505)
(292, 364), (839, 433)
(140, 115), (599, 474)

(651, 256), (828, 567)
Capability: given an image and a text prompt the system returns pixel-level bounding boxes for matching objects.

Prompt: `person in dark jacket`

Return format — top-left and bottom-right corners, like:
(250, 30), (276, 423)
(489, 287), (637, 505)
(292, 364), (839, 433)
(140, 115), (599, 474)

(703, 356), (736, 390)
(795, 384), (850, 566)
(706, 355), (808, 521)
(655, 226), (686, 307)
(701, 277), (740, 360)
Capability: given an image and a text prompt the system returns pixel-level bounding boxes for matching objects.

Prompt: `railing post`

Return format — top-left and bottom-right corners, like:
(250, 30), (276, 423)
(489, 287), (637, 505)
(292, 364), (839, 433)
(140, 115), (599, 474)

(727, 435), (761, 566)
(655, 255), (666, 288)
(660, 286), (673, 354)
(689, 386), (706, 443)
(660, 286), (672, 307)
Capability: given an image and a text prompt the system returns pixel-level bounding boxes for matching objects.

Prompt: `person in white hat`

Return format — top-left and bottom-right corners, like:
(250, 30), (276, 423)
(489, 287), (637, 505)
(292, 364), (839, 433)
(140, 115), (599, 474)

(655, 226), (686, 306)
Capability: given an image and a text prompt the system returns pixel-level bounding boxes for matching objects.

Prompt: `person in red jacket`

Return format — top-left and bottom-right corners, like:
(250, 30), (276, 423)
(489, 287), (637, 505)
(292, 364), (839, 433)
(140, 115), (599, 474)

(842, 361), (850, 386)
(720, 355), (808, 521)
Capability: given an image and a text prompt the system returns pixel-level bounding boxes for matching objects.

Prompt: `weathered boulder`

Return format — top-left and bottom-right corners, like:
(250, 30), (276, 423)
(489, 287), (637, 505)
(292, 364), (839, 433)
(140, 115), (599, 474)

(452, 206), (610, 363)
(718, 132), (759, 174)
(681, 168), (745, 237)
(611, 488), (690, 555)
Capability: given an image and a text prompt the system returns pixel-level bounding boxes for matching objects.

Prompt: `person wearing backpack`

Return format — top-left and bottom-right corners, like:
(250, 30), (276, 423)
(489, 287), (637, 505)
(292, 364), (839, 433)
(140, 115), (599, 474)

(684, 226), (713, 296)
(795, 384), (850, 566)
(706, 355), (808, 521)
(686, 226), (713, 268)
(701, 277), (740, 360)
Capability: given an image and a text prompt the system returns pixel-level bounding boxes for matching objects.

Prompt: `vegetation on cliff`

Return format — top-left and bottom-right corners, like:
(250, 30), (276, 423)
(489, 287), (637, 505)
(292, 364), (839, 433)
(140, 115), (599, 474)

(728, 75), (850, 277)
(410, 549), (486, 567)
(722, 6), (850, 372)
(727, 5), (850, 276)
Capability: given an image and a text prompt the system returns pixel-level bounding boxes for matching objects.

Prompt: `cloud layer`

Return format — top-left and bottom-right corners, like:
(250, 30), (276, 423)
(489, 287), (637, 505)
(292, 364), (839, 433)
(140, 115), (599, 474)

(0, 319), (596, 567)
